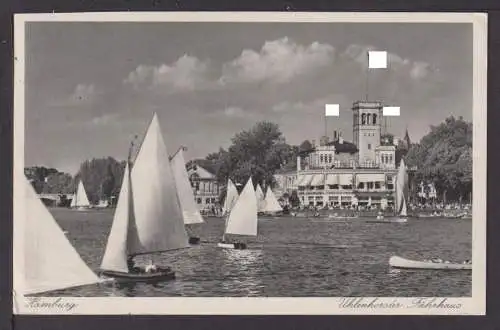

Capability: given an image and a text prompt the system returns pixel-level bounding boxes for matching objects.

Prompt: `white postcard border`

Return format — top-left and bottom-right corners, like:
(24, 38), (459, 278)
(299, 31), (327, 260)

(13, 11), (487, 315)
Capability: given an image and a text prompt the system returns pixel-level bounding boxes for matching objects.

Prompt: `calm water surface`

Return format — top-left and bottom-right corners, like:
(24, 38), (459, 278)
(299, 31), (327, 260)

(45, 208), (472, 297)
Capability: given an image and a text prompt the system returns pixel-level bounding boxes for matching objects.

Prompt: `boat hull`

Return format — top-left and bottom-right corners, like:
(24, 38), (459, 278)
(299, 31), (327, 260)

(367, 217), (407, 224)
(389, 256), (472, 270)
(100, 269), (176, 282)
(217, 242), (247, 250)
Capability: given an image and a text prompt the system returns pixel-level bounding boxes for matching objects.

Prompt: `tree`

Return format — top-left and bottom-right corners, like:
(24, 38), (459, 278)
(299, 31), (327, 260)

(405, 116), (472, 203)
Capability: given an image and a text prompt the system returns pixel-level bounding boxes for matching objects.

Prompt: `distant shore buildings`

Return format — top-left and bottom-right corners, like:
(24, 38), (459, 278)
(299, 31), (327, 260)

(274, 101), (411, 209)
(187, 163), (221, 211)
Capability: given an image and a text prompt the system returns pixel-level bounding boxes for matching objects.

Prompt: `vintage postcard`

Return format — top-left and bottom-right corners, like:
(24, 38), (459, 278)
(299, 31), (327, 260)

(13, 12), (487, 315)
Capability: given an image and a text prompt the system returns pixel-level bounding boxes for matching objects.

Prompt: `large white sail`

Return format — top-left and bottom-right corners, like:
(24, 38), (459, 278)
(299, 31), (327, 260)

(225, 177), (258, 237)
(24, 178), (100, 295)
(263, 186), (283, 213)
(100, 164), (132, 273)
(255, 184), (265, 212)
(222, 179), (239, 215)
(129, 113), (190, 254)
(170, 148), (204, 225)
(395, 159), (409, 217)
(71, 180), (90, 208)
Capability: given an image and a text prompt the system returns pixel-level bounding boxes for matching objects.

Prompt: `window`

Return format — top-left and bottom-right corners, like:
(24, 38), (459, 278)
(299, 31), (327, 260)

(358, 182), (365, 189)
(389, 154), (393, 162)
(373, 114), (377, 125)
(368, 143), (372, 150)
(206, 198), (211, 204)
(362, 113), (366, 124)
(197, 198), (202, 204)
(320, 154), (324, 163)
(375, 182), (381, 189)
(367, 182), (374, 190)
(328, 154), (332, 163)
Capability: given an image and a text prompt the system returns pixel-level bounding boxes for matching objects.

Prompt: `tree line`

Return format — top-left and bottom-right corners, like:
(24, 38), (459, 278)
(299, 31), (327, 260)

(26, 116), (472, 206)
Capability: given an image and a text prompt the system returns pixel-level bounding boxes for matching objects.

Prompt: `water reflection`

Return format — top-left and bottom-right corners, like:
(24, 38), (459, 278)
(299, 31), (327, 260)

(220, 248), (264, 296)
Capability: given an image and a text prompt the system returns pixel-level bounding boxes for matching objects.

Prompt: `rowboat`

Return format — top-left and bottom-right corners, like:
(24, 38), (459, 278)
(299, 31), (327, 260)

(389, 256), (472, 270)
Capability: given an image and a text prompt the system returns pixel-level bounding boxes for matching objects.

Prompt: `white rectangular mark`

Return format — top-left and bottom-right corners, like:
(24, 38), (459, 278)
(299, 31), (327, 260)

(368, 51), (387, 69)
(325, 104), (340, 117)
(382, 106), (400, 116)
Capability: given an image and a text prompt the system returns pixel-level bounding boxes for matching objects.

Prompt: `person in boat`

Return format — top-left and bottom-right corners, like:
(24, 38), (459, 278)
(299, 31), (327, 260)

(127, 255), (141, 273)
(145, 260), (159, 273)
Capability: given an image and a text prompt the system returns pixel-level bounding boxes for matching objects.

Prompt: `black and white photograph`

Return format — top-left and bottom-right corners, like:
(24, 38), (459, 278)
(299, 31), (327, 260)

(13, 12), (487, 315)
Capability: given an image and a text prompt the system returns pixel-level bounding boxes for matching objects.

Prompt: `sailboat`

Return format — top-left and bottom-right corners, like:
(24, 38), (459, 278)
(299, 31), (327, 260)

(20, 177), (102, 295)
(255, 184), (265, 214)
(261, 186), (283, 216)
(170, 146), (205, 245)
(100, 113), (190, 282)
(368, 159), (409, 224)
(70, 180), (91, 210)
(218, 177), (258, 250)
(222, 178), (239, 216)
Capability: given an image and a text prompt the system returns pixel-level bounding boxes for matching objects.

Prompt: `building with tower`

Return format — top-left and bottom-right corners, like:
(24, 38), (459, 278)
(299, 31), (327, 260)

(273, 100), (410, 210)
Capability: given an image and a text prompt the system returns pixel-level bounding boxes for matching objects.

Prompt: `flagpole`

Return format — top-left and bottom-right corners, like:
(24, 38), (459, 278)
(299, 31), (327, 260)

(365, 51), (369, 101)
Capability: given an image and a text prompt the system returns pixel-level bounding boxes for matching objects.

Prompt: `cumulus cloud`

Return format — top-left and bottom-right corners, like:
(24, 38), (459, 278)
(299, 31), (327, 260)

(207, 106), (258, 119)
(220, 37), (335, 85)
(272, 94), (350, 115)
(342, 44), (437, 81)
(124, 54), (212, 92)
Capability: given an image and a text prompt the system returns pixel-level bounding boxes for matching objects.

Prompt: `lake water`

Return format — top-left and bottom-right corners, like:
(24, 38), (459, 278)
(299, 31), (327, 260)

(44, 208), (472, 297)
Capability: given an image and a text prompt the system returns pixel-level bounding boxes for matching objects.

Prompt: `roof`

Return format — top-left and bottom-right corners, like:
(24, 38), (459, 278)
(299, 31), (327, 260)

(187, 164), (216, 180)
(325, 139), (359, 153)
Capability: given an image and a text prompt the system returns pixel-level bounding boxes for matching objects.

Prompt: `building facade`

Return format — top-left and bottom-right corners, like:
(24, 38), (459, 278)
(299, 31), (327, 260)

(187, 164), (221, 211)
(273, 100), (408, 210)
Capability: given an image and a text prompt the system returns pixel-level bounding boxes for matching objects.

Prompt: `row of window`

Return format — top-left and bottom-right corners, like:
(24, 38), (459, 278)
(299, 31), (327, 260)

(380, 154), (394, 163)
(299, 183), (395, 190)
(196, 197), (218, 204)
(361, 113), (377, 125)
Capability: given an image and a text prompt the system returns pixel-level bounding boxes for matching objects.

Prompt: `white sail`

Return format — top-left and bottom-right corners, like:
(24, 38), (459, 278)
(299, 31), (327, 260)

(255, 184), (265, 212)
(24, 178), (100, 295)
(72, 180), (90, 208)
(263, 186), (283, 213)
(225, 177), (258, 237)
(222, 179), (239, 215)
(170, 148), (204, 225)
(395, 159), (409, 217)
(100, 164), (132, 273)
(129, 113), (189, 255)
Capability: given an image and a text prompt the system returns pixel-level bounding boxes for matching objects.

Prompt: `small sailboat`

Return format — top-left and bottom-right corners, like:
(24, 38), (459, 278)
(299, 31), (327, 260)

(218, 177), (258, 250)
(70, 180), (91, 210)
(222, 178), (239, 216)
(170, 146), (205, 245)
(20, 177), (102, 295)
(100, 113), (190, 282)
(261, 186), (283, 216)
(389, 256), (472, 270)
(255, 184), (266, 214)
(96, 199), (109, 208)
(368, 159), (409, 224)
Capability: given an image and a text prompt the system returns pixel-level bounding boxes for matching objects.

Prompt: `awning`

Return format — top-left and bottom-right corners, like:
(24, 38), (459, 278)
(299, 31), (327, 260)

(297, 175), (314, 186)
(325, 174), (339, 185)
(310, 174), (325, 186)
(338, 174), (353, 185)
(356, 173), (386, 182)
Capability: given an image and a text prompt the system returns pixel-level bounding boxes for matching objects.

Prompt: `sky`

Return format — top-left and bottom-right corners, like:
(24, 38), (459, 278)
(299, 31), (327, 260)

(24, 22), (472, 175)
